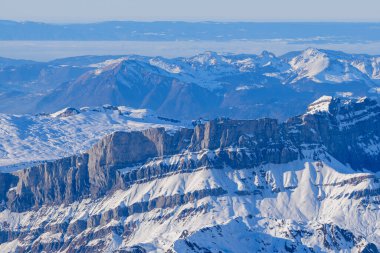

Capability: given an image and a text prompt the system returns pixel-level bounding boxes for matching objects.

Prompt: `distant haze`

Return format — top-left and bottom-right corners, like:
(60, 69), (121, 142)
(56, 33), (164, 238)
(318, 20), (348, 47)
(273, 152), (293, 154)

(2, 41), (380, 62)
(1, 21), (380, 61)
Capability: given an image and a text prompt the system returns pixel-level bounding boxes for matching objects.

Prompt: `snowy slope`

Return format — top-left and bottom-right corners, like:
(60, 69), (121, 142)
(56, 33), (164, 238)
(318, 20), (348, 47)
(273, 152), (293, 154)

(0, 105), (187, 172)
(0, 156), (378, 252)
(287, 48), (376, 84)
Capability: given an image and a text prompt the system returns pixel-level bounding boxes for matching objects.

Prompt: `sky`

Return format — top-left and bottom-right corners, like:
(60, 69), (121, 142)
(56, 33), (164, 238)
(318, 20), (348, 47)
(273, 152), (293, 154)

(0, 0), (380, 23)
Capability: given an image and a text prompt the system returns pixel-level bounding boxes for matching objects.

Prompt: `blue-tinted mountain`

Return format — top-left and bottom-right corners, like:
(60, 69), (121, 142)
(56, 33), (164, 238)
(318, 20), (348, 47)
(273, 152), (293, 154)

(32, 49), (380, 120)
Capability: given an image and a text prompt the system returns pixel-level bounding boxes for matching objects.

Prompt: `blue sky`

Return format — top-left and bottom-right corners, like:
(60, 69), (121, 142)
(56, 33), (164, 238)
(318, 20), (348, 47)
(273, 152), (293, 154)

(1, 0), (380, 22)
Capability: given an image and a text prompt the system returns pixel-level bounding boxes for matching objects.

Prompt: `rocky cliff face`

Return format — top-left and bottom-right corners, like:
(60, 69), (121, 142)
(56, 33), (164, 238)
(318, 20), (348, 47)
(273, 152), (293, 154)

(0, 96), (379, 252)
(293, 96), (380, 170)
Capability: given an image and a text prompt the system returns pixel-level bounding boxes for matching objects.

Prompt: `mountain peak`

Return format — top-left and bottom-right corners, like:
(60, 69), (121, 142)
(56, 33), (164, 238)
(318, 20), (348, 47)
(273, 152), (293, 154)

(89, 57), (129, 75)
(306, 95), (333, 114)
(289, 48), (330, 83)
(50, 107), (80, 118)
(303, 47), (325, 57)
(260, 50), (276, 58)
(189, 51), (222, 65)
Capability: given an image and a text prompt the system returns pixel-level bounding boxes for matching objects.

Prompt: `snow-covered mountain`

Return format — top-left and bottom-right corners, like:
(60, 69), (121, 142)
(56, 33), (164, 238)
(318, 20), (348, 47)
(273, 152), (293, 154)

(285, 48), (380, 84)
(0, 96), (379, 252)
(1, 49), (380, 252)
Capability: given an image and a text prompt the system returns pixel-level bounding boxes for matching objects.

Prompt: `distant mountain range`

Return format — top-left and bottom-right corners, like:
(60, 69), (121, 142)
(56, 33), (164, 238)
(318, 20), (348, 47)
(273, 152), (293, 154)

(0, 48), (379, 120)
(0, 21), (380, 42)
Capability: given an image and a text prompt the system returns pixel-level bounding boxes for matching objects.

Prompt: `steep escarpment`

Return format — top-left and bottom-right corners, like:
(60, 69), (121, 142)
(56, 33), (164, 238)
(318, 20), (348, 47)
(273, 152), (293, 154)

(2, 97), (380, 212)
(288, 96), (380, 170)
(0, 96), (379, 252)
(2, 128), (193, 212)
(87, 128), (193, 196)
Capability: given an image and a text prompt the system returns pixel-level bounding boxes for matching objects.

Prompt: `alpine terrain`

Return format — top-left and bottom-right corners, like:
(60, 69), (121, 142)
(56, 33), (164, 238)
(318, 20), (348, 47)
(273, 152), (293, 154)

(0, 95), (379, 252)
(1, 1), (380, 250)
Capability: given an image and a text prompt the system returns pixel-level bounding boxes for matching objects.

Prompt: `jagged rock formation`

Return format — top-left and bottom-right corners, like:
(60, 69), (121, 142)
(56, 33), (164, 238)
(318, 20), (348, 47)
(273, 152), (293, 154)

(0, 96), (379, 252)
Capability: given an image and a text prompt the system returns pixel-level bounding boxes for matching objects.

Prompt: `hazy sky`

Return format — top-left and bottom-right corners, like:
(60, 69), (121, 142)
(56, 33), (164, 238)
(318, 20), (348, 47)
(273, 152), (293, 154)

(1, 0), (380, 22)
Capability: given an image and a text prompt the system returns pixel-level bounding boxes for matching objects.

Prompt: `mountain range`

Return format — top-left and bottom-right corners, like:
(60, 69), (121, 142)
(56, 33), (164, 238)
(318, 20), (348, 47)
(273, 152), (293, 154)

(0, 48), (379, 120)
(0, 47), (380, 252)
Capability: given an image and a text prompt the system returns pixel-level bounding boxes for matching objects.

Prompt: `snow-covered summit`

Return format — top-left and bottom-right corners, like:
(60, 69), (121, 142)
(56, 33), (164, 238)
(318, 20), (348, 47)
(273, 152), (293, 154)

(88, 57), (129, 75)
(306, 95), (380, 121)
(289, 48), (330, 83)
(306, 95), (333, 114)
(50, 107), (80, 118)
